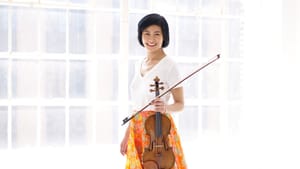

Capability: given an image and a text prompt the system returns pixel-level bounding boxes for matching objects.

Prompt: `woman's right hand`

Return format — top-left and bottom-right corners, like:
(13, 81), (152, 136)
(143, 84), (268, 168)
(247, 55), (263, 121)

(120, 127), (130, 156)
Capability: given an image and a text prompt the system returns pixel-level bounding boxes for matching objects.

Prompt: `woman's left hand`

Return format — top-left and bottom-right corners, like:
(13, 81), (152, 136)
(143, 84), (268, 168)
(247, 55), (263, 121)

(151, 98), (167, 113)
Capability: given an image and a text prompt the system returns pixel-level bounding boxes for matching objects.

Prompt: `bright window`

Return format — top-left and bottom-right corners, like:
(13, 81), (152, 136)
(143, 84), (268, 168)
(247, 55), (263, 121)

(0, 0), (243, 149)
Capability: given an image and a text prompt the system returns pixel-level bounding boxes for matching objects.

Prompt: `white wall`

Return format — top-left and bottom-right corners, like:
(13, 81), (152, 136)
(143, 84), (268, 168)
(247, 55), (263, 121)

(241, 0), (300, 168)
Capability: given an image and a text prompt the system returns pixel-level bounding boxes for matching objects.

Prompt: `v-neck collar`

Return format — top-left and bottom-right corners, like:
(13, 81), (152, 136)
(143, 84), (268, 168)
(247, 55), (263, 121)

(139, 56), (167, 78)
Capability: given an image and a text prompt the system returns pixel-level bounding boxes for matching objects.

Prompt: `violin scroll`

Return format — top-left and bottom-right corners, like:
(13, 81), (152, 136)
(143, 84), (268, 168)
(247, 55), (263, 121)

(149, 76), (164, 93)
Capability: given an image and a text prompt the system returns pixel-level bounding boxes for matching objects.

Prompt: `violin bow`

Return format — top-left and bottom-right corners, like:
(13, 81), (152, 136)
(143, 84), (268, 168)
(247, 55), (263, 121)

(122, 54), (220, 126)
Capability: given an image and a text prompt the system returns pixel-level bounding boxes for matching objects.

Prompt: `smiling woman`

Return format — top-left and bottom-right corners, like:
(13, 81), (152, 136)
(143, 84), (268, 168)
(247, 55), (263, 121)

(120, 13), (187, 169)
(0, 0), (245, 169)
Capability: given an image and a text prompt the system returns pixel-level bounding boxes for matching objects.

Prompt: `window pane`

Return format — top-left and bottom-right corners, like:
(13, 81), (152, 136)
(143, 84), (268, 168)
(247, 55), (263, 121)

(12, 7), (38, 52)
(95, 0), (120, 8)
(202, 106), (220, 133)
(227, 19), (242, 58)
(69, 106), (91, 145)
(41, 9), (66, 53)
(129, 0), (149, 9)
(0, 107), (8, 149)
(178, 63), (199, 99)
(153, 0), (176, 11)
(41, 106), (65, 146)
(69, 10), (93, 54)
(69, 60), (91, 98)
(96, 59), (118, 100)
(164, 15), (176, 57)
(177, 0), (200, 12)
(0, 6), (8, 52)
(12, 60), (39, 98)
(40, 60), (66, 98)
(201, 0), (223, 14)
(41, 0), (68, 2)
(12, 106), (37, 148)
(228, 62), (242, 100)
(128, 59), (137, 99)
(178, 16), (199, 57)
(96, 105), (118, 144)
(96, 12), (120, 54)
(201, 63), (220, 99)
(228, 104), (241, 135)
(202, 18), (222, 58)
(129, 13), (145, 56)
(179, 106), (199, 141)
(70, 0), (87, 3)
(227, 0), (243, 15)
(0, 59), (8, 98)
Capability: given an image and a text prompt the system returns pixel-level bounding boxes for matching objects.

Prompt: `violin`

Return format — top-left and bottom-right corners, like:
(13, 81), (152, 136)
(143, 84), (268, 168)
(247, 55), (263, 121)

(142, 76), (175, 169)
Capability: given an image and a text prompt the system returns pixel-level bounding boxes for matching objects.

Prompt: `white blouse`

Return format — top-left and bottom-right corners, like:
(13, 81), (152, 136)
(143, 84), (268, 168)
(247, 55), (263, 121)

(130, 56), (182, 111)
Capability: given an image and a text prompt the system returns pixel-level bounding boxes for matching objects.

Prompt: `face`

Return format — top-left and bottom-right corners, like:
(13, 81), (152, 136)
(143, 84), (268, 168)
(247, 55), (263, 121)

(141, 25), (164, 52)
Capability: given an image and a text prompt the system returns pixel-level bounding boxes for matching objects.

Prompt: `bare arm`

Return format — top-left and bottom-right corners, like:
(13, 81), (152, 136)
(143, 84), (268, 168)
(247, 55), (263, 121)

(166, 87), (184, 113)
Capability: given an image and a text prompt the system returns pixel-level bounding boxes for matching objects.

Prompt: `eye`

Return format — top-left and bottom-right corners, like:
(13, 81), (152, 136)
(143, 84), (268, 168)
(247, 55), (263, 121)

(143, 32), (150, 36)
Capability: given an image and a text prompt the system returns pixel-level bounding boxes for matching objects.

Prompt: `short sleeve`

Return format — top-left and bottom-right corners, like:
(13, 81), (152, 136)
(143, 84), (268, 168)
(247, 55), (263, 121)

(167, 59), (182, 89)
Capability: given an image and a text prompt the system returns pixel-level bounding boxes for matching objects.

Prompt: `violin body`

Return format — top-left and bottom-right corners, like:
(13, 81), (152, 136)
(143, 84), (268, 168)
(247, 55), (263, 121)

(142, 76), (175, 169)
(143, 113), (175, 169)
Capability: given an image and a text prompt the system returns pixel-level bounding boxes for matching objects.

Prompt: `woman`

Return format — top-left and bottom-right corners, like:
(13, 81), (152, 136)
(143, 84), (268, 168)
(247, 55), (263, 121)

(120, 13), (187, 169)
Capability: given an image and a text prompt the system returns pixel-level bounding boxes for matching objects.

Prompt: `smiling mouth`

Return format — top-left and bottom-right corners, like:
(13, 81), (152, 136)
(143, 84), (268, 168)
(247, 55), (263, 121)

(146, 43), (156, 47)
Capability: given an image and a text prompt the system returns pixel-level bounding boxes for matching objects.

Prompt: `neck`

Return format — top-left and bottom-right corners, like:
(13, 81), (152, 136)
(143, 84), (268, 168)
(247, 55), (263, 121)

(146, 49), (166, 61)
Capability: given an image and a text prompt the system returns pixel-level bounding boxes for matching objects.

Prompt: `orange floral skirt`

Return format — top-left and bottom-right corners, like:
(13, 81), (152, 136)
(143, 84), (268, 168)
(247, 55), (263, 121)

(125, 111), (187, 169)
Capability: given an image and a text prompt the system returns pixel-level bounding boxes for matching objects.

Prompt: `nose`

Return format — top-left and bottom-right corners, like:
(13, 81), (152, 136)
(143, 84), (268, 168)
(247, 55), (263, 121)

(148, 35), (155, 43)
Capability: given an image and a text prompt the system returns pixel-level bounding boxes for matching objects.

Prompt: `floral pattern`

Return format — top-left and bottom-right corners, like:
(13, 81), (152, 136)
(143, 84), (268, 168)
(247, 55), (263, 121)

(125, 111), (187, 169)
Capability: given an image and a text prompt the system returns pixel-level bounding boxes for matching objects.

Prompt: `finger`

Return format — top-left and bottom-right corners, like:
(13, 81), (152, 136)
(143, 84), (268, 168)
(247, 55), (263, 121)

(121, 148), (127, 156)
(120, 143), (124, 155)
(121, 148), (125, 155)
(120, 143), (127, 155)
(153, 100), (163, 106)
(120, 145), (123, 155)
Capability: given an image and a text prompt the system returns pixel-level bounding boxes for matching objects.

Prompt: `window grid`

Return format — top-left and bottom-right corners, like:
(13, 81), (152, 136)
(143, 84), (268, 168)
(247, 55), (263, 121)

(7, 6), (12, 148)
(0, 0), (243, 148)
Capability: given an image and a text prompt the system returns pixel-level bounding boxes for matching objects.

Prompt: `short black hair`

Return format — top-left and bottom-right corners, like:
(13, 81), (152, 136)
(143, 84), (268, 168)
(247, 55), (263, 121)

(137, 13), (169, 48)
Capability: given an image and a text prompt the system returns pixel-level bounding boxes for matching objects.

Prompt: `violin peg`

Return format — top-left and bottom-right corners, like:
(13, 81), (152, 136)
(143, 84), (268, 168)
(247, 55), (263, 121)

(153, 76), (160, 82)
